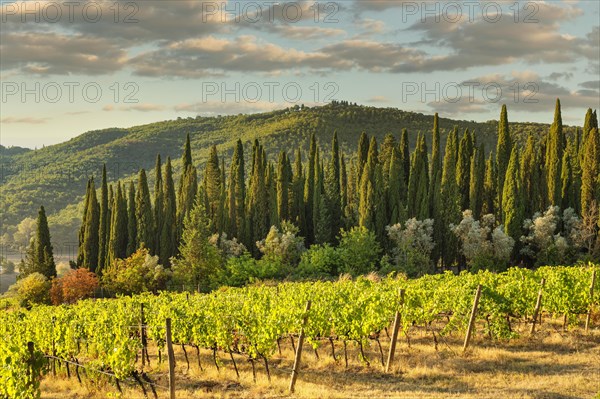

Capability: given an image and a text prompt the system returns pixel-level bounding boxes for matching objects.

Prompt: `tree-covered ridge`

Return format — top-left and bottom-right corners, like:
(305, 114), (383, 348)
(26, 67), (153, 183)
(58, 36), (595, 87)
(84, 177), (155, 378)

(0, 103), (588, 248)
(49, 100), (598, 285)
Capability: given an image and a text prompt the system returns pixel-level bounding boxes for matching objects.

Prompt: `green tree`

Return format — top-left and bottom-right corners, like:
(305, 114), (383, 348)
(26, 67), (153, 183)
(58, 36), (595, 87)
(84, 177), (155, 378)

(325, 131), (342, 241)
(108, 183), (128, 265)
(126, 181), (137, 256)
(388, 147), (406, 224)
(399, 128), (410, 187)
(276, 151), (290, 222)
(407, 133), (429, 220)
(545, 99), (564, 206)
(76, 179), (91, 268)
(135, 169), (154, 251)
(520, 136), (541, 217)
(159, 157), (177, 266)
(482, 153), (496, 215)
(153, 154), (164, 255)
(82, 179), (100, 272)
(304, 133), (317, 243)
(560, 150), (574, 211)
(98, 164), (109, 273)
(456, 129), (473, 210)
(290, 148), (305, 235)
(227, 139), (246, 240)
(439, 127), (461, 267)
(177, 134), (197, 244)
(581, 128), (599, 217)
(429, 113), (442, 219)
(203, 145), (222, 228)
(502, 147), (524, 252)
(172, 199), (223, 292)
(496, 104), (512, 220)
(469, 143), (485, 218)
(28, 206), (56, 279)
(247, 141), (268, 248)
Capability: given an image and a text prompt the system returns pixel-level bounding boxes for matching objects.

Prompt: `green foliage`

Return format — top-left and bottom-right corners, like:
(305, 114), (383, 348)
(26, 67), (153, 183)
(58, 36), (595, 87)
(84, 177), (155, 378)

(337, 226), (381, 276)
(19, 206), (56, 279)
(296, 244), (340, 278)
(8, 272), (51, 308)
(102, 248), (170, 295)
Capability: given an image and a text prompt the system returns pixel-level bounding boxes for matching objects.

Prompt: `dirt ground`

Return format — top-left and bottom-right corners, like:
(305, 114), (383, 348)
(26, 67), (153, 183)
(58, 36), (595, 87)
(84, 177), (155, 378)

(39, 317), (600, 399)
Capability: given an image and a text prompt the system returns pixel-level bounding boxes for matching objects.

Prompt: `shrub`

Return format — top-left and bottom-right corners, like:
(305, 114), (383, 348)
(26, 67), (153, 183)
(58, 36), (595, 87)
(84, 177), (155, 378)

(256, 222), (305, 266)
(387, 218), (434, 277)
(337, 226), (381, 276)
(102, 249), (171, 295)
(296, 244), (340, 278)
(8, 272), (50, 308)
(219, 253), (258, 287)
(50, 268), (98, 305)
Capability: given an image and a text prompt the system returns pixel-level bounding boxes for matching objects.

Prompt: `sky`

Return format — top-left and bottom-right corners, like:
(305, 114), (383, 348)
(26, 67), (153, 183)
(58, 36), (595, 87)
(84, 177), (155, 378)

(1, 0), (599, 149)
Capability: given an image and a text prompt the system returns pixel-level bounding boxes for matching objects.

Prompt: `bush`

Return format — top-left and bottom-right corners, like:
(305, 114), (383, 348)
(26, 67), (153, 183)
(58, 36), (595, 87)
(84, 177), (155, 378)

(337, 226), (381, 276)
(256, 222), (305, 266)
(50, 268), (98, 305)
(102, 249), (171, 295)
(387, 218), (435, 277)
(219, 253), (258, 287)
(296, 244), (340, 278)
(7, 272), (50, 308)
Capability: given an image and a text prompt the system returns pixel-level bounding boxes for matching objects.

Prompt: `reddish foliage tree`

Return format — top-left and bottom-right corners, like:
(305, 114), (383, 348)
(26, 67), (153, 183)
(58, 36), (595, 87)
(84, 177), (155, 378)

(50, 268), (98, 305)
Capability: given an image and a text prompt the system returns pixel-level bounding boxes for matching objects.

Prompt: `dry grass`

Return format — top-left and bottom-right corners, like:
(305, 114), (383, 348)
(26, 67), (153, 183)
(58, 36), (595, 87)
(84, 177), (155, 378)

(40, 317), (600, 399)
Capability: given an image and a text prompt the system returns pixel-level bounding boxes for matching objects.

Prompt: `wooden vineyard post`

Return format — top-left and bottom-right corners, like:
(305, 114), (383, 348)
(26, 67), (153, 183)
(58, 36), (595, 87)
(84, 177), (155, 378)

(585, 270), (596, 332)
(166, 318), (176, 399)
(530, 278), (546, 335)
(26, 342), (35, 388)
(140, 304), (148, 368)
(463, 285), (482, 352)
(385, 288), (405, 372)
(51, 316), (56, 377)
(289, 300), (311, 393)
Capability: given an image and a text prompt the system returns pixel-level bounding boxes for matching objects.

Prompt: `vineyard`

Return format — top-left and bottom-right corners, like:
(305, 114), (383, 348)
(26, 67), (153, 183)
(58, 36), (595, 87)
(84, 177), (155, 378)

(1, 265), (599, 399)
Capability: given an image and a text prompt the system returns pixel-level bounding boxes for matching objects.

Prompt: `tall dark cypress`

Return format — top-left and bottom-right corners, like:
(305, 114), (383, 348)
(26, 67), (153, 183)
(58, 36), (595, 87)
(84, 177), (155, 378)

(98, 164), (109, 273)
(77, 179), (91, 268)
(135, 169), (154, 251)
(266, 161), (279, 228)
(502, 147), (524, 251)
(496, 104), (512, 219)
(204, 145), (222, 229)
(469, 143), (485, 218)
(290, 148), (305, 234)
(276, 151), (290, 223)
(520, 136), (539, 217)
(247, 141), (268, 247)
(545, 99), (564, 206)
(388, 147), (406, 224)
(482, 153), (497, 216)
(439, 127), (461, 268)
(407, 132), (429, 220)
(108, 183), (127, 265)
(227, 139), (246, 240)
(160, 158), (177, 266)
(340, 153), (348, 222)
(82, 179), (100, 272)
(429, 113), (441, 218)
(154, 155), (164, 255)
(456, 129), (473, 210)
(560, 151), (574, 211)
(304, 133), (317, 243)
(21, 206), (56, 279)
(313, 149), (331, 244)
(357, 131), (369, 182)
(399, 128), (410, 187)
(126, 181), (137, 257)
(325, 131), (342, 241)
(581, 128), (599, 217)
(177, 134), (197, 244)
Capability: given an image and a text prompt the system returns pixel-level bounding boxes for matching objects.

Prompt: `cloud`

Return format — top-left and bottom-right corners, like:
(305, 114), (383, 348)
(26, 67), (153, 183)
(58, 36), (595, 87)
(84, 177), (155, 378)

(1, 117), (51, 124)
(366, 95), (391, 103)
(580, 80), (600, 90)
(102, 103), (166, 112)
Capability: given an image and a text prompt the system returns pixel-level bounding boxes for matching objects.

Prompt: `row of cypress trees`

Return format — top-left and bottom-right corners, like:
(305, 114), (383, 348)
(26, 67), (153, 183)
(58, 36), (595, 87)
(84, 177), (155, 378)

(77, 100), (599, 273)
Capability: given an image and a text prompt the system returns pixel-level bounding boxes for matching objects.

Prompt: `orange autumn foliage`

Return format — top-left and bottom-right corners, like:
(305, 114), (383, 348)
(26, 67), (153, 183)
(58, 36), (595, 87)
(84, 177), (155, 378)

(50, 268), (98, 305)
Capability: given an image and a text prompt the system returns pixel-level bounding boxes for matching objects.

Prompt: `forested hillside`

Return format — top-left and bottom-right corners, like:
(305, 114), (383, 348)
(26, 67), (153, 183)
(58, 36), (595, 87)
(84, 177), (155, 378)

(0, 103), (570, 250)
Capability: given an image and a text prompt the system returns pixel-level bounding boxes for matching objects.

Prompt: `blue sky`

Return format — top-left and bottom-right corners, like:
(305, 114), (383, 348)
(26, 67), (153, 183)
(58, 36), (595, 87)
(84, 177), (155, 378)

(1, 0), (599, 148)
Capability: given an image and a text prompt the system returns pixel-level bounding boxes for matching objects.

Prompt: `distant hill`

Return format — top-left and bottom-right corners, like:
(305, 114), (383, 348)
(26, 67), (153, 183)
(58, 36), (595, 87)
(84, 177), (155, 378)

(0, 103), (573, 253)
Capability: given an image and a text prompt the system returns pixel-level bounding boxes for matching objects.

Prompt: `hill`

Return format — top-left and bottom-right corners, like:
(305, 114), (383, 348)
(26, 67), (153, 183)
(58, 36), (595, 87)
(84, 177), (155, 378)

(0, 103), (570, 253)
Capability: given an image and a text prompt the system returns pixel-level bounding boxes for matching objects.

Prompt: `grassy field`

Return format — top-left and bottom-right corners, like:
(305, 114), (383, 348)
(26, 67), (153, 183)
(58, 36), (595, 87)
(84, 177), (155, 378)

(39, 317), (600, 399)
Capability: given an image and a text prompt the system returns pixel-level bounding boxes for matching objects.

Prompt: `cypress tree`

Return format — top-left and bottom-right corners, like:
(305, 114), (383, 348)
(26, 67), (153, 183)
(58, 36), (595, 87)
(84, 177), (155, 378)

(496, 104), (512, 220)
(373, 164), (387, 243)
(545, 99), (564, 206)
(21, 206), (56, 279)
(227, 139), (246, 240)
(379, 133), (397, 185)
(304, 133), (317, 243)
(325, 131), (342, 240)
(126, 181), (137, 256)
(135, 169), (154, 251)
(77, 179), (91, 267)
(502, 147), (524, 253)
(177, 134), (197, 244)
(407, 132), (429, 220)
(160, 158), (177, 266)
(581, 108), (595, 163)
(456, 129), (473, 210)
(82, 180), (100, 272)
(290, 148), (305, 234)
(277, 151), (290, 222)
(439, 127), (461, 268)
(469, 143), (485, 218)
(340, 153), (348, 221)
(482, 153), (497, 216)
(247, 141), (268, 247)
(108, 183), (127, 265)
(560, 151), (574, 211)
(204, 146), (222, 226)
(388, 147), (406, 224)
(345, 159), (358, 227)
(313, 150), (331, 244)
(357, 131), (369, 181)
(399, 128), (410, 187)
(581, 128), (600, 217)
(154, 155), (164, 255)
(98, 164), (109, 273)
(266, 161), (279, 228)
(520, 136), (539, 217)
(429, 113), (442, 218)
